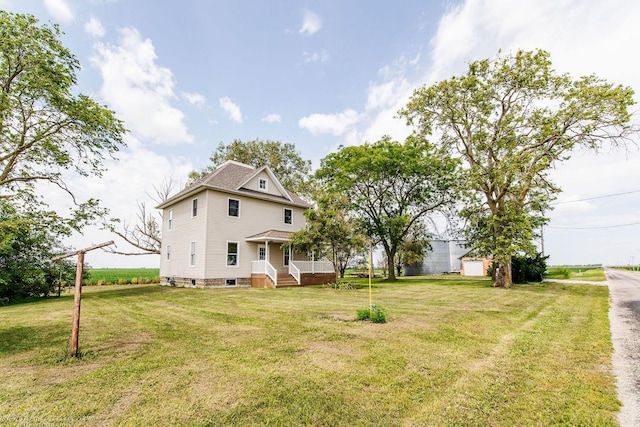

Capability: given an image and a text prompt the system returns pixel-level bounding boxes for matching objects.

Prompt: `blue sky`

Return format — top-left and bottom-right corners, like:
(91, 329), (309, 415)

(3, 0), (640, 268)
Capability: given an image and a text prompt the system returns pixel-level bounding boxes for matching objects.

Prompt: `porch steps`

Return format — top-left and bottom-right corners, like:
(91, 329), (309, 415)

(276, 274), (299, 288)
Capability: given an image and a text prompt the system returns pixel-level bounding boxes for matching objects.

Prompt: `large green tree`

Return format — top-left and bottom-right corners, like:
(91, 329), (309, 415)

(189, 139), (312, 197)
(316, 136), (460, 281)
(400, 49), (635, 288)
(288, 191), (368, 283)
(0, 201), (78, 303)
(0, 11), (126, 229)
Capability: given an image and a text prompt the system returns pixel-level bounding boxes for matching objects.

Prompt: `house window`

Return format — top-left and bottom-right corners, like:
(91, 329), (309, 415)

(227, 241), (238, 266)
(189, 241), (196, 266)
(284, 208), (292, 225)
(192, 199), (198, 217)
(283, 246), (290, 267)
(225, 278), (237, 287)
(168, 210), (173, 230)
(259, 178), (267, 191)
(166, 245), (171, 261)
(258, 246), (266, 261)
(228, 199), (240, 217)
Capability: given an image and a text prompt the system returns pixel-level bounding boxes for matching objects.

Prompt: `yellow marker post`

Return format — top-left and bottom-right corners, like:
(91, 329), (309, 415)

(368, 247), (373, 317)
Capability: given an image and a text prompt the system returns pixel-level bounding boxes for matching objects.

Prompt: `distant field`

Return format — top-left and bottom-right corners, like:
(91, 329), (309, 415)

(545, 266), (606, 281)
(86, 268), (160, 285)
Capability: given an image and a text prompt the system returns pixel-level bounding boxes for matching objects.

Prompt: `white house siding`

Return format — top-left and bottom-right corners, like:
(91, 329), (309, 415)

(160, 188), (307, 284)
(159, 189), (209, 281)
(245, 170), (286, 198)
(203, 191), (305, 279)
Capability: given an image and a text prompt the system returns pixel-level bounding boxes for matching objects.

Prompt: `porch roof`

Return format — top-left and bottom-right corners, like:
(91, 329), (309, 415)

(245, 229), (294, 242)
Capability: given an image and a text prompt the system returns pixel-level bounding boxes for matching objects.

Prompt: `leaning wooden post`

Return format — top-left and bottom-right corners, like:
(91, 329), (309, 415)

(70, 251), (85, 358)
(52, 240), (114, 358)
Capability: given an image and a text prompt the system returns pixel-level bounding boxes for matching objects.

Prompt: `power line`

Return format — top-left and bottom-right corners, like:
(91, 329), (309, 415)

(552, 189), (640, 205)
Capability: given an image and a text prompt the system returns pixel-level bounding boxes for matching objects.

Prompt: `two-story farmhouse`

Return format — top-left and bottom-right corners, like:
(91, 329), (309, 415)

(156, 160), (333, 288)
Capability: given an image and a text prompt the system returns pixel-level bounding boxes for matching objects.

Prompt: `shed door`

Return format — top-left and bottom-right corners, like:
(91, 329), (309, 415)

(464, 260), (485, 276)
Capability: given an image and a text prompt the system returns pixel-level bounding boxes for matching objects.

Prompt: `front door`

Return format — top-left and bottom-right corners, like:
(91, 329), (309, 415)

(258, 244), (266, 261)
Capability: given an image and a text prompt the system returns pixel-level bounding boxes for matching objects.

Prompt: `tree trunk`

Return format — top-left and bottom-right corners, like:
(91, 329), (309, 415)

(385, 248), (397, 281)
(494, 259), (512, 288)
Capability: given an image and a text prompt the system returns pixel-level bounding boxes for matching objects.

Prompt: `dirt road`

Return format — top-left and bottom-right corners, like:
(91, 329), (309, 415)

(606, 268), (640, 427)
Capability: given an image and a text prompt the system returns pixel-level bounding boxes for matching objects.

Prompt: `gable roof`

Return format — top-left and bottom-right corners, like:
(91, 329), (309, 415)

(156, 160), (311, 209)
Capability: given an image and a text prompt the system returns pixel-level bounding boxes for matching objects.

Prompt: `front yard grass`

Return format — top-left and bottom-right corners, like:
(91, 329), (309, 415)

(0, 278), (618, 426)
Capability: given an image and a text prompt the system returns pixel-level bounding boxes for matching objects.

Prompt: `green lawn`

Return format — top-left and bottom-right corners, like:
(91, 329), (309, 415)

(0, 278), (618, 426)
(545, 266), (606, 281)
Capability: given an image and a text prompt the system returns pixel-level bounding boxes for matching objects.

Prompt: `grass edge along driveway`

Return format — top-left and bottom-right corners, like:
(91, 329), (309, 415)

(0, 278), (619, 426)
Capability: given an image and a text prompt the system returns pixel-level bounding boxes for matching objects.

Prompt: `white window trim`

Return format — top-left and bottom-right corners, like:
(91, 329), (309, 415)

(226, 240), (239, 267)
(191, 198), (198, 218)
(166, 245), (171, 261)
(259, 178), (268, 191)
(225, 278), (238, 287)
(168, 210), (173, 230)
(284, 208), (293, 225)
(228, 198), (240, 218)
(189, 241), (196, 267)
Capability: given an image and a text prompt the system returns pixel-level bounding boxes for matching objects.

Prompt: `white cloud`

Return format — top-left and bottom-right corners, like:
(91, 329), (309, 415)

(90, 27), (193, 145)
(262, 113), (281, 123)
(299, 109), (360, 136)
(219, 97), (243, 123)
(303, 50), (330, 63)
(299, 10), (322, 35)
(84, 15), (105, 38)
(52, 136), (193, 268)
(44, 0), (73, 24)
(182, 91), (206, 108)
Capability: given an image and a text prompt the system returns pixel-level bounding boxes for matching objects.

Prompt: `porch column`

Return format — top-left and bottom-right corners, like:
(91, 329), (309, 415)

(265, 240), (269, 261)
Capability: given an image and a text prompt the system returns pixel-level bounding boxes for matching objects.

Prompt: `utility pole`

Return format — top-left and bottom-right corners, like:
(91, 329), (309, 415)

(52, 241), (114, 358)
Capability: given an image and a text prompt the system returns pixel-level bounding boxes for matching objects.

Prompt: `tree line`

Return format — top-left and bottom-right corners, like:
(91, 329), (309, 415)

(1, 11), (635, 302)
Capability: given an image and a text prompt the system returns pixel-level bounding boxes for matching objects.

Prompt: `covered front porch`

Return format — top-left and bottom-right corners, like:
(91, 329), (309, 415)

(246, 230), (334, 288)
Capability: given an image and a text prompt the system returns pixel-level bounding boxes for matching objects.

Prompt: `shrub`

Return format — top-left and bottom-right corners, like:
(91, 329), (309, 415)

(356, 304), (387, 323)
(512, 252), (549, 283)
(331, 281), (356, 290)
(131, 277), (138, 284)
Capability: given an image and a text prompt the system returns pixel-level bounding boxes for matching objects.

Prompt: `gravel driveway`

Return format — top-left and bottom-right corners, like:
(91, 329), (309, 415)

(605, 268), (640, 427)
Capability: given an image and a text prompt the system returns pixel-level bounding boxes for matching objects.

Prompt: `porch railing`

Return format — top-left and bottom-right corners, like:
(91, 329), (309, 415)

(290, 261), (334, 274)
(289, 262), (301, 284)
(251, 260), (277, 287)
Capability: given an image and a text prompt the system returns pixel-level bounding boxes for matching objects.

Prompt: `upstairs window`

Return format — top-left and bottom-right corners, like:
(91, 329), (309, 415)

(228, 198), (240, 217)
(168, 210), (173, 230)
(259, 178), (268, 191)
(284, 208), (292, 225)
(192, 199), (198, 217)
